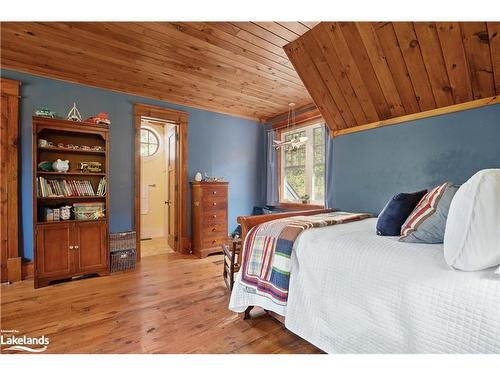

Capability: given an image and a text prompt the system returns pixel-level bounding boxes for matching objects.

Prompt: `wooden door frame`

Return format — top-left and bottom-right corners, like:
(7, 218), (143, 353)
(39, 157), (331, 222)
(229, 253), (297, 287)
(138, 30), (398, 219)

(1, 78), (21, 282)
(134, 104), (188, 258)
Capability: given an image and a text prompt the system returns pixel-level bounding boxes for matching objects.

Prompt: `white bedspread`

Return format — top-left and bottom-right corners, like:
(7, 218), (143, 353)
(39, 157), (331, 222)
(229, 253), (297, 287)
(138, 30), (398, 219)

(229, 218), (500, 353)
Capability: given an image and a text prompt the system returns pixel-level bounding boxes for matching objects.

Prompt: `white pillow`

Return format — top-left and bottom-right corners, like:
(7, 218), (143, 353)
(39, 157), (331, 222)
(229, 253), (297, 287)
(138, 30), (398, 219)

(444, 169), (500, 271)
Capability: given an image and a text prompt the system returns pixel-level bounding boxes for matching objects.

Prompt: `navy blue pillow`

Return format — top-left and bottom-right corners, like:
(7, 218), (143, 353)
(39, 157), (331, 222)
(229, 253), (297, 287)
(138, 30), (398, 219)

(376, 190), (427, 236)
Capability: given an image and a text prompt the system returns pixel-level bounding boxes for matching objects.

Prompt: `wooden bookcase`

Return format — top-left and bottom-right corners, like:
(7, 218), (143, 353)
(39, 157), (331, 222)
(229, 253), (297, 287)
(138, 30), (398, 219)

(32, 116), (110, 288)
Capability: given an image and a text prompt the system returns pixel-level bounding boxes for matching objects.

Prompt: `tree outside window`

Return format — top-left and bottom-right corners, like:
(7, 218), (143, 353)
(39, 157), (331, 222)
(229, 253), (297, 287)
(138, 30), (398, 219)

(281, 123), (325, 204)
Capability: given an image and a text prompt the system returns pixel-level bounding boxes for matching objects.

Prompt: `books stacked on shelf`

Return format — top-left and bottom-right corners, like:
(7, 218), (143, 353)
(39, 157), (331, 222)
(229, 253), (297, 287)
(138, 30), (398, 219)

(37, 177), (106, 198)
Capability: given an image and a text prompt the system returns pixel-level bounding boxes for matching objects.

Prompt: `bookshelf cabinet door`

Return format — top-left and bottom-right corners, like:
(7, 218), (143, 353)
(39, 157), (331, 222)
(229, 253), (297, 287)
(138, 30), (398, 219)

(74, 221), (108, 273)
(36, 223), (73, 278)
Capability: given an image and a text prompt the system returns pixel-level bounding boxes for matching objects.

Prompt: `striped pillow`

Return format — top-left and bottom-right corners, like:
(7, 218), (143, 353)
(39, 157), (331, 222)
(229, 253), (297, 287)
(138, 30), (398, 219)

(400, 182), (451, 240)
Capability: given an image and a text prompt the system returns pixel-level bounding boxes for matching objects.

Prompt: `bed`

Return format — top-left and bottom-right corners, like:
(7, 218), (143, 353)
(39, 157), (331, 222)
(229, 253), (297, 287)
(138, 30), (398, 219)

(229, 214), (500, 354)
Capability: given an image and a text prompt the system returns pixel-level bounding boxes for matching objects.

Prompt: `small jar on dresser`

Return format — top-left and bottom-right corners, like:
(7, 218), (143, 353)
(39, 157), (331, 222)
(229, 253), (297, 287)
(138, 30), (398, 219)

(190, 181), (229, 258)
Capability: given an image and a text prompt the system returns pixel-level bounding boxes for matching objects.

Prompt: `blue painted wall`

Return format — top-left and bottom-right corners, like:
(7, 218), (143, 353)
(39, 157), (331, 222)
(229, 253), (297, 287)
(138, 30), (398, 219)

(2, 69), (265, 261)
(328, 104), (500, 215)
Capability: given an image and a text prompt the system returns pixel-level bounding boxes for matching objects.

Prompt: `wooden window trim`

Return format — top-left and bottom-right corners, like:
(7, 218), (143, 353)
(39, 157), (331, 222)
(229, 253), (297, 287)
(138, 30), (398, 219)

(276, 122), (326, 207)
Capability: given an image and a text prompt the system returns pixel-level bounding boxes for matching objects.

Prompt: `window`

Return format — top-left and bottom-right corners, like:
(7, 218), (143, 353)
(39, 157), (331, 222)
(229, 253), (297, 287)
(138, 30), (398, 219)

(281, 123), (325, 204)
(140, 127), (159, 157)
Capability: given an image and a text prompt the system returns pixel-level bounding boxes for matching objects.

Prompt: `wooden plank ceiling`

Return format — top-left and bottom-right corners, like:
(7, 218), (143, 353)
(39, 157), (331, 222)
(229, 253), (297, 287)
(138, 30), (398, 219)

(0, 22), (319, 121)
(285, 22), (500, 132)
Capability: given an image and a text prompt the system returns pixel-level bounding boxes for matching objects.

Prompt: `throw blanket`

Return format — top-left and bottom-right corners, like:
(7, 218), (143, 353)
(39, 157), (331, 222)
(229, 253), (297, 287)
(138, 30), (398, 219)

(240, 212), (372, 305)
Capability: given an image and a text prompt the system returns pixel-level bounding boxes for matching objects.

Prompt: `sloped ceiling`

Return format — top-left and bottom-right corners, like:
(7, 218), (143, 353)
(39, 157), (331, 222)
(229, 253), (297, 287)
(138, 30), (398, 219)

(284, 22), (500, 132)
(0, 22), (318, 121)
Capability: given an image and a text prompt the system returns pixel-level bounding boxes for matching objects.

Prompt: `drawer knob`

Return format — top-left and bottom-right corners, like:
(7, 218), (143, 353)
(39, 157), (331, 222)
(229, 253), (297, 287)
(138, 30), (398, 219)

(213, 215), (217, 218)
(213, 191), (217, 195)
(213, 202), (217, 206)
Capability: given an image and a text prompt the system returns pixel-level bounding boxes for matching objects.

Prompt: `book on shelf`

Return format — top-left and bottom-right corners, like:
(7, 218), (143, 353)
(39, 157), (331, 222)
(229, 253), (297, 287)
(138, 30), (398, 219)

(37, 177), (107, 198)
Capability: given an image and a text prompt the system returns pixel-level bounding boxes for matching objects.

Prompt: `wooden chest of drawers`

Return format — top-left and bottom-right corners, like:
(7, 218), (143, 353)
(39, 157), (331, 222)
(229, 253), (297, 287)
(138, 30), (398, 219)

(191, 181), (229, 258)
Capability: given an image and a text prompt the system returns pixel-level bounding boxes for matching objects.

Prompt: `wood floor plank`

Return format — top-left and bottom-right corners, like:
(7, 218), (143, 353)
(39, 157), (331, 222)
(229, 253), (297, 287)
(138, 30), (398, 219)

(0, 252), (322, 354)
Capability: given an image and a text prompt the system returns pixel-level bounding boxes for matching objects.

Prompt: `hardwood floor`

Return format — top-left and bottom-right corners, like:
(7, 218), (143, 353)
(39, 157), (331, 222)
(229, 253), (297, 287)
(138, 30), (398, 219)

(0, 252), (322, 354)
(140, 237), (174, 257)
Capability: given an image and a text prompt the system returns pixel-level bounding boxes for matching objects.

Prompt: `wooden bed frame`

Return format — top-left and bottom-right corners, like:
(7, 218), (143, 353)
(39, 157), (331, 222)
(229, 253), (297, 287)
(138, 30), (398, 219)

(236, 208), (335, 321)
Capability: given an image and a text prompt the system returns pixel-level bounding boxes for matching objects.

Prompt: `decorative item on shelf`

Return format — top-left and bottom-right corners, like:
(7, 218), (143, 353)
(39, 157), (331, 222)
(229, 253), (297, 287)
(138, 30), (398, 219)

(273, 103), (308, 152)
(52, 159), (70, 173)
(39, 139), (55, 148)
(85, 112), (111, 126)
(37, 161), (53, 172)
(43, 207), (55, 222)
(60, 205), (72, 220)
(194, 172), (202, 182)
(202, 172), (224, 182)
(67, 102), (82, 122)
(53, 208), (61, 221)
(35, 108), (60, 119)
(93, 208), (106, 220)
(74, 202), (105, 221)
(301, 194), (310, 204)
(78, 161), (103, 173)
(91, 145), (104, 151)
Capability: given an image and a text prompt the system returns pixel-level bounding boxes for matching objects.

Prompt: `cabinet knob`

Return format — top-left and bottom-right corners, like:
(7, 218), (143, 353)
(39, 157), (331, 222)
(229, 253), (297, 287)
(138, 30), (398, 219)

(75, 245), (79, 249)
(213, 215), (217, 218)
(213, 202), (217, 206)
(212, 240), (216, 244)
(212, 227), (216, 231)
(213, 191), (217, 195)
(69, 246), (74, 250)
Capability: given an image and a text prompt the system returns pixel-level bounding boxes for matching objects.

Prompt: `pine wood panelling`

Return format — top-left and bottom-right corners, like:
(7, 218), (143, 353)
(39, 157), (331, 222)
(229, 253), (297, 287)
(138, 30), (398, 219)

(311, 29), (367, 124)
(413, 22), (454, 107)
(0, 22), (316, 121)
(356, 22), (406, 117)
(333, 95), (500, 137)
(277, 22), (310, 36)
(393, 22), (437, 111)
(285, 22), (500, 133)
(461, 22), (496, 100)
(301, 32), (357, 126)
(488, 22), (500, 93)
(436, 22), (473, 103)
(321, 23), (380, 122)
(285, 39), (346, 129)
(337, 22), (392, 119)
(373, 22), (420, 114)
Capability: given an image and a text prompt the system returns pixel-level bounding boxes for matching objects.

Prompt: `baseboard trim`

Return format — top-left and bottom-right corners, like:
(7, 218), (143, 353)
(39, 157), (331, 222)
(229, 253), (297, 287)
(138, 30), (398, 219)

(7, 257), (22, 282)
(22, 261), (34, 280)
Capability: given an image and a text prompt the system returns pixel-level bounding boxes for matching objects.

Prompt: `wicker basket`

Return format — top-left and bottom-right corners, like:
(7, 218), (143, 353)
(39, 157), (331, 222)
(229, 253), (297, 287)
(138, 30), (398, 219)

(110, 248), (136, 272)
(110, 231), (136, 252)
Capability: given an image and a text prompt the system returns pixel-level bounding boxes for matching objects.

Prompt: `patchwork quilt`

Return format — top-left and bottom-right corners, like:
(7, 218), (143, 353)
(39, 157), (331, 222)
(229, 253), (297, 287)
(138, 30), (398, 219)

(239, 211), (372, 305)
